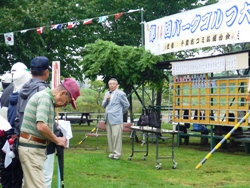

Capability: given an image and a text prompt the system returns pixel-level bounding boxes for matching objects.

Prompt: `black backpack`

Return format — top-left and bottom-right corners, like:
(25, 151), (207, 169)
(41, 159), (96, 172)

(149, 111), (160, 128)
(137, 109), (150, 126)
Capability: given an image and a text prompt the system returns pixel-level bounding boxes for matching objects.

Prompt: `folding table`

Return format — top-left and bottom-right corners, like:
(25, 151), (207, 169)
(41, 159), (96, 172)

(127, 125), (178, 170)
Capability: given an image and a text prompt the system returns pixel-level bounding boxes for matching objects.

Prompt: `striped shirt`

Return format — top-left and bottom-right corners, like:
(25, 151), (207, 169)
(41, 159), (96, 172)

(21, 88), (55, 140)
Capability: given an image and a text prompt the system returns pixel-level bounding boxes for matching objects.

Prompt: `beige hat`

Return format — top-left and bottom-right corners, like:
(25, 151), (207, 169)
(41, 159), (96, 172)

(11, 62), (27, 73)
(13, 69), (31, 92)
(0, 72), (12, 83)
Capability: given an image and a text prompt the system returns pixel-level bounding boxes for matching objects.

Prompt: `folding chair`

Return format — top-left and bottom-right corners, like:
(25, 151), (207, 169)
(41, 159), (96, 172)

(84, 121), (106, 150)
(122, 122), (134, 140)
(122, 122), (134, 133)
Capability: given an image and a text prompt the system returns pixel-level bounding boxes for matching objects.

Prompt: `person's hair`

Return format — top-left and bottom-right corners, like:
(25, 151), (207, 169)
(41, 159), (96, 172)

(56, 84), (71, 97)
(57, 84), (67, 91)
(109, 78), (118, 84)
(31, 69), (47, 76)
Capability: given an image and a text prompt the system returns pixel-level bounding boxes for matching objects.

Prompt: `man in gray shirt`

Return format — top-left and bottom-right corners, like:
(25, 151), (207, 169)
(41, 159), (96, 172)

(102, 78), (130, 160)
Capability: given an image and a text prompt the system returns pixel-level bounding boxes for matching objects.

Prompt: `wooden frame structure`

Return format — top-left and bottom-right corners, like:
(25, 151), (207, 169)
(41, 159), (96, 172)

(156, 50), (250, 128)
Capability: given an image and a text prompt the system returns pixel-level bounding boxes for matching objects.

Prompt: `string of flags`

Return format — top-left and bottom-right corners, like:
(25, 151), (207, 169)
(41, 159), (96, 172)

(2, 8), (142, 46)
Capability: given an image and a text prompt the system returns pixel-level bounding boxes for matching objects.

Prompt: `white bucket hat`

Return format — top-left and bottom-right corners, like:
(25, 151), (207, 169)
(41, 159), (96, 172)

(0, 72), (12, 83)
(13, 69), (31, 92)
(11, 62), (27, 73)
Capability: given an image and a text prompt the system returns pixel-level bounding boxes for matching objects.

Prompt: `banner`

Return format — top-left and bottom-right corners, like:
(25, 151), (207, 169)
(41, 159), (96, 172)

(171, 52), (249, 75)
(145, 0), (250, 55)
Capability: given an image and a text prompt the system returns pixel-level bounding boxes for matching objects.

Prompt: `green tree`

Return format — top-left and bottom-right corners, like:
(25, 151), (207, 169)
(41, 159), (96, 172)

(80, 39), (173, 120)
(0, 0), (218, 78)
(0, 0), (88, 78)
(89, 80), (106, 106)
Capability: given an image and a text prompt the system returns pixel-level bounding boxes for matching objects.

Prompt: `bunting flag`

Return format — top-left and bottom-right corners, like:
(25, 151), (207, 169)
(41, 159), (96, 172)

(36, 27), (45, 34)
(20, 30), (28, 34)
(51, 24), (63, 30)
(83, 19), (93, 25)
(115, 12), (123, 20)
(0, 8), (142, 45)
(98, 16), (108, 23)
(128, 9), (140, 13)
(4, 32), (14, 46)
(68, 22), (76, 29)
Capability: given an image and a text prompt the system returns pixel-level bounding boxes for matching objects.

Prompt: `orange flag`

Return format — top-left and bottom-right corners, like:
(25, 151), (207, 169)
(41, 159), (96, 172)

(115, 12), (123, 20)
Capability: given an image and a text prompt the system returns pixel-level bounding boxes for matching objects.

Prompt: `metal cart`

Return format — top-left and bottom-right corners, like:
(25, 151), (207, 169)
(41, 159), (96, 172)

(127, 126), (178, 170)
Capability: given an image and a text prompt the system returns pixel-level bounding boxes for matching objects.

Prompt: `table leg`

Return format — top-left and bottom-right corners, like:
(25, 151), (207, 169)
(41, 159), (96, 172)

(155, 133), (161, 169)
(171, 134), (177, 169)
(143, 132), (149, 160)
(128, 131), (149, 161)
(128, 130), (135, 160)
(155, 133), (178, 170)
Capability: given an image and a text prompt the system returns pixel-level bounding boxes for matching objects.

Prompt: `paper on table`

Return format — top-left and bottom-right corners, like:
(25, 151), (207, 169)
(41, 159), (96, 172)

(0, 115), (11, 131)
(58, 120), (72, 148)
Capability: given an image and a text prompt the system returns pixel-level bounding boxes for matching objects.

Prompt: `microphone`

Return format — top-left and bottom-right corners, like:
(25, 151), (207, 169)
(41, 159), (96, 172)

(107, 91), (112, 102)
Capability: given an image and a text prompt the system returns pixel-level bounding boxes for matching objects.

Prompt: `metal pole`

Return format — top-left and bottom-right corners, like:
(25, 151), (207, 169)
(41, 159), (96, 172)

(141, 8), (145, 107)
(141, 8), (144, 47)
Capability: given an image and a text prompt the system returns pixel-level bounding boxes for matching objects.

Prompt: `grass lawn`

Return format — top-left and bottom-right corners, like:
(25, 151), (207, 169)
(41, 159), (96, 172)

(51, 123), (250, 188)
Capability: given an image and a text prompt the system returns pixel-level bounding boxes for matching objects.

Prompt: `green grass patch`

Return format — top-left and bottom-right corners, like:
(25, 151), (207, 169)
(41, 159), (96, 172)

(50, 123), (250, 188)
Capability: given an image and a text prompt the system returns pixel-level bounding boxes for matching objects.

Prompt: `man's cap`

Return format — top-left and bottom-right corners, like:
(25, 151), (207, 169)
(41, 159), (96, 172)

(0, 72), (12, 83)
(11, 62), (27, 73)
(30, 56), (51, 71)
(61, 78), (80, 109)
(13, 69), (31, 92)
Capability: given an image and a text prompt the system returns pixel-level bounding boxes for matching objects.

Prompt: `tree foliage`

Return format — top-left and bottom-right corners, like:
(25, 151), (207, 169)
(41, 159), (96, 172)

(81, 39), (173, 90)
(0, 0), (218, 79)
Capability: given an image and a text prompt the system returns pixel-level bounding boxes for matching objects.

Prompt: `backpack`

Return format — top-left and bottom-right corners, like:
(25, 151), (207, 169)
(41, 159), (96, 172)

(137, 114), (150, 126)
(14, 83), (47, 134)
(149, 111), (160, 128)
(7, 92), (19, 129)
(137, 109), (150, 126)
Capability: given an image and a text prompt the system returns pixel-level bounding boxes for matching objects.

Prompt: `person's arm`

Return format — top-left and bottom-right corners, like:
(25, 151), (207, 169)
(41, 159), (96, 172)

(102, 92), (110, 108)
(37, 121), (67, 148)
(120, 92), (130, 113)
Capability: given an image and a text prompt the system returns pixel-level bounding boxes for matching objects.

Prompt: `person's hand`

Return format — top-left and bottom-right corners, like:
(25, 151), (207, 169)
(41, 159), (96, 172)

(56, 136), (67, 148)
(106, 93), (111, 102)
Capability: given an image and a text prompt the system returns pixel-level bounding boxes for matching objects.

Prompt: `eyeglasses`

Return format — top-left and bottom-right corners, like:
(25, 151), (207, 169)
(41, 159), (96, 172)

(65, 92), (73, 104)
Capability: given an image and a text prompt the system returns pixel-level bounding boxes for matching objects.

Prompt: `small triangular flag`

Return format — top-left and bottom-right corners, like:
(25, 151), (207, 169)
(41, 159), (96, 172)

(127, 9), (140, 13)
(68, 22), (76, 29)
(37, 27), (45, 34)
(115, 12), (123, 20)
(98, 16), (108, 23)
(51, 24), (63, 30)
(83, 19), (92, 25)
(20, 30), (28, 34)
(4, 32), (14, 46)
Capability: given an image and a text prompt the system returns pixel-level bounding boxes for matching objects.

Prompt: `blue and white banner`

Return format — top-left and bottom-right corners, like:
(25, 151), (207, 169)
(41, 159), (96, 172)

(145, 0), (250, 55)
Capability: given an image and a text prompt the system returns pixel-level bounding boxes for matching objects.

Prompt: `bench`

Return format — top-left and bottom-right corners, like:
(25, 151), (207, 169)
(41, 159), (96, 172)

(177, 126), (229, 150)
(58, 112), (94, 126)
(234, 135), (250, 153)
(177, 125), (238, 150)
(178, 125), (247, 151)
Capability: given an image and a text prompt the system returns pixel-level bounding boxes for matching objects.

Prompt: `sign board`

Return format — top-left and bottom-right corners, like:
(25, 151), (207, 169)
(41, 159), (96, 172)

(145, 0), (250, 55)
(52, 61), (60, 89)
(171, 52), (248, 75)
